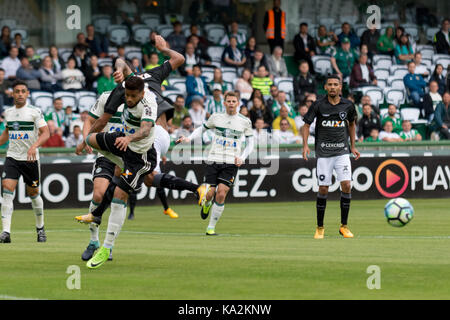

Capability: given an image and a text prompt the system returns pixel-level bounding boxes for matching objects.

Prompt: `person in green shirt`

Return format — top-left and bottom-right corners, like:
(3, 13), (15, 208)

(316, 25), (338, 56)
(381, 104), (403, 134)
(45, 98), (65, 129)
(169, 95), (190, 132)
(251, 65), (273, 96)
(97, 65), (117, 95)
(0, 117), (8, 149)
(377, 26), (395, 56)
(364, 128), (381, 142)
(142, 31), (167, 66)
(330, 37), (358, 79)
(271, 91), (295, 118)
(399, 120), (422, 141)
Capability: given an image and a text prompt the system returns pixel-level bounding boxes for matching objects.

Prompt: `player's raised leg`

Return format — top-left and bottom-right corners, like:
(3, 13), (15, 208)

(0, 179), (18, 243)
(206, 183), (230, 236)
(26, 184), (46, 242)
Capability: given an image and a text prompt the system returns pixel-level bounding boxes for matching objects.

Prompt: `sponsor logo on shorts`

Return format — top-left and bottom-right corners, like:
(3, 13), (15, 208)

(95, 167), (102, 174)
(320, 142), (345, 149)
(122, 170), (133, 177)
(32, 180), (39, 187)
(1, 172), (5, 178)
(319, 175), (325, 181)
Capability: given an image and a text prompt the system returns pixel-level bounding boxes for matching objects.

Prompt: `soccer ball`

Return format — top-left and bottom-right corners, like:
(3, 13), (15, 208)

(384, 198), (414, 227)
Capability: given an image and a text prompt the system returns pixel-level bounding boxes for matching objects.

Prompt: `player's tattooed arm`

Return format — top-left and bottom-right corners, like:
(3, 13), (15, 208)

(348, 120), (360, 160)
(89, 113), (113, 135)
(154, 35), (185, 70)
(114, 120), (153, 151)
(301, 124), (311, 160)
(28, 125), (50, 162)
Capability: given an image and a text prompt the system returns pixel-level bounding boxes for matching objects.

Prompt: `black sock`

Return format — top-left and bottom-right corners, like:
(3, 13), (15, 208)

(128, 191), (137, 215)
(160, 174), (199, 193)
(156, 187), (169, 210)
(340, 192), (351, 225)
(316, 193), (327, 227)
(92, 181), (116, 217)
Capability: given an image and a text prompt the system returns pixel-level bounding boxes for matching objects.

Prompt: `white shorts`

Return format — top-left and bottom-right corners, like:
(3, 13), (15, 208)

(316, 154), (352, 186)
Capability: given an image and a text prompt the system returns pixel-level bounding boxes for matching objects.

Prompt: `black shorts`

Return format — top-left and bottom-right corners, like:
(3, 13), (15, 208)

(95, 131), (157, 193)
(92, 157), (116, 181)
(2, 157), (40, 188)
(204, 163), (238, 188)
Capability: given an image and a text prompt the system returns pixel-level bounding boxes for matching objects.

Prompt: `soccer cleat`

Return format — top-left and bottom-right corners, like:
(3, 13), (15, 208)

(37, 227), (47, 242)
(164, 208), (179, 219)
(0, 231), (11, 243)
(205, 227), (218, 236)
(196, 184), (208, 206)
(86, 246), (111, 269)
(339, 225), (354, 238)
(200, 201), (213, 220)
(82, 241), (100, 261)
(314, 227), (325, 239)
(75, 213), (102, 225)
(128, 212), (135, 220)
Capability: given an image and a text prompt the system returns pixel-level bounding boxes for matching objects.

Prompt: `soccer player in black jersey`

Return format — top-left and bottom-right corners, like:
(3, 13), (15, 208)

(301, 75), (360, 239)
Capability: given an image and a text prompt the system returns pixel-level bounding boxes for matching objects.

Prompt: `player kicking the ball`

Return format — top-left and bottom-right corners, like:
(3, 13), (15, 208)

(0, 81), (50, 243)
(177, 92), (254, 235)
(301, 74), (360, 239)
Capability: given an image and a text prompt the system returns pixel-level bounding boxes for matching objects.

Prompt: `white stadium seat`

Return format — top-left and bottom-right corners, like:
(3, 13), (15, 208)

(78, 95), (97, 112)
(93, 16), (112, 34)
(33, 96), (53, 113)
(374, 68), (389, 80)
(389, 64), (407, 75)
(425, 27), (439, 42)
(31, 90), (53, 102)
(10, 28), (28, 42)
(207, 46), (225, 62)
(108, 25), (130, 46)
(404, 27), (419, 40)
(362, 87), (384, 107)
(385, 88), (405, 106)
(312, 55), (332, 76)
(400, 107), (420, 121)
(0, 19), (17, 29)
(156, 25), (173, 38)
(125, 50), (142, 62)
(392, 68), (409, 78)
(163, 89), (184, 101)
(389, 78), (406, 91)
(222, 70), (237, 83)
(98, 58), (113, 67)
(432, 54), (450, 64)
(168, 77), (187, 93)
(207, 26), (226, 44)
(202, 70), (214, 83)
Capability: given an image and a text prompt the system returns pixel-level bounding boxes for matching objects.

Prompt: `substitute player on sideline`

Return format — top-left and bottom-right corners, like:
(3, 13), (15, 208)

(0, 81), (50, 243)
(177, 92), (254, 236)
(301, 74), (360, 239)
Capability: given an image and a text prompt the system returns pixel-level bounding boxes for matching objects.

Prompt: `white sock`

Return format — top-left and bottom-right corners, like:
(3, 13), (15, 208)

(31, 195), (44, 229)
(103, 199), (127, 249)
(1, 191), (14, 233)
(208, 202), (224, 229)
(89, 201), (100, 242)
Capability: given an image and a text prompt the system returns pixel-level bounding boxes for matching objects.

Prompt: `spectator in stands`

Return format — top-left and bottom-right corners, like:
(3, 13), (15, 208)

(360, 26), (380, 58)
(45, 98), (65, 129)
(304, 93), (317, 108)
(350, 54), (377, 88)
(432, 91), (450, 139)
(70, 110), (88, 132)
(399, 120), (422, 141)
(357, 94), (379, 117)
(267, 46), (288, 78)
(75, 33), (90, 54)
(131, 57), (144, 74)
(1, 47), (21, 80)
(86, 24), (109, 58)
(331, 37), (358, 81)
(24, 46), (42, 70)
(294, 104), (308, 133)
(42, 120), (65, 148)
(404, 61), (427, 107)
(69, 44), (88, 72)
(247, 88), (265, 109)
(316, 25), (338, 56)
(209, 68), (232, 93)
(222, 36), (247, 69)
(181, 42), (201, 76)
(167, 21), (187, 54)
(97, 64), (116, 95)
(271, 91), (294, 118)
(245, 49), (269, 75)
(358, 104), (381, 141)
(272, 105), (298, 134)
(263, 0), (286, 52)
(244, 37), (257, 63)
(381, 104), (403, 134)
(395, 34), (414, 65)
(0, 68), (11, 111)
(62, 106), (78, 137)
(293, 23), (316, 73)
(220, 21), (247, 50)
(293, 60), (316, 104)
(253, 117), (271, 145)
(188, 35), (211, 66)
(251, 65), (273, 96)
(0, 26), (11, 58)
(187, 24), (210, 48)
(377, 26), (395, 57)
(235, 68), (253, 103)
(422, 80), (443, 121)
(174, 115), (195, 139)
(434, 18), (450, 54)
(16, 57), (41, 90)
(113, 45), (130, 67)
(430, 64), (446, 96)
(249, 95), (272, 129)
(413, 52), (429, 79)
(188, 0), (212, 25)
(143, 31), (162, 66)
(189, 97), (207, 128)
(49, 45), (65, 73)
(119, 0), (140, 31)
(337, 22), (360, 49)
(84, 55), (101, 92)
(272, 118), (300, 144)
(12, 33), (25, 60)
(144, 53), (169, 89)
(61, 57), (85, 91)
(266, 84), (279, 108)
(65, 125), (83, 148)
(186, 64), (209, 106)
(170, 95), (190, 133)
(239, 105), (250, 119)
(206, 84), (224, 116)
(364, 128), (380, 142)
(39, 56), (63, 93)
(379, 121), (403, 142)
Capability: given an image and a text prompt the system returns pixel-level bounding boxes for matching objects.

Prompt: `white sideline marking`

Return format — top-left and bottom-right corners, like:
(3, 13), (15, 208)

(0, 294), (45, 300)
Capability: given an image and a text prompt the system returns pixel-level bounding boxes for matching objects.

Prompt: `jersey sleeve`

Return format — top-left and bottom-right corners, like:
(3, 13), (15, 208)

(348, 103), (357, 122)
(34, 108), (47, 128)
(244, 119), (253, 137)
(89, 93), (108, 119)
(203, 113), (216, 129)
(141, 92), (158, 124)
(104, 84), (125, 115)
(303, 101), (318, 125)
(145, 61), (172, 85)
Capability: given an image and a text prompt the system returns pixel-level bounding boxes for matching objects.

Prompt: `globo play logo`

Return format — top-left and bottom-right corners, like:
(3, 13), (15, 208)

(375, 159), (409, 198)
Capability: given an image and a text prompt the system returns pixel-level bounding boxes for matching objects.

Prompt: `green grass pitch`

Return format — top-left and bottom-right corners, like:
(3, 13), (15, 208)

(1, 199), (450, 300)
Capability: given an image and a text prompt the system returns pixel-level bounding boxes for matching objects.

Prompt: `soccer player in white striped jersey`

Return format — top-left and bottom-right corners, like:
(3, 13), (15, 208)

(177, 92), (254, 235)
(0, 81), (50, 243)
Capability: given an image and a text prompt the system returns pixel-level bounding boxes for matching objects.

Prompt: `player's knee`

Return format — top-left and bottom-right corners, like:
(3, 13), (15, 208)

(318, 186), (329, 195)
(26, 187), (39, 198)
(341, 181), (351, 193)
(144, 173), (155, 187)
(92, 191), (104, 204)
(113, 187), (128, 202)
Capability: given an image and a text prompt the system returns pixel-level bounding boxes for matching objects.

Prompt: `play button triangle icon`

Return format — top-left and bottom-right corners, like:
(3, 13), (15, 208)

(386, 169), (401, 188)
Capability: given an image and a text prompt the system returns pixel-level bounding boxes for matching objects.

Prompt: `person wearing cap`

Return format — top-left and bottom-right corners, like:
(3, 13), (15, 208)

(96, 64), (116, 95)
(331, 37), (359, 81)
(205, 84), (224, 116)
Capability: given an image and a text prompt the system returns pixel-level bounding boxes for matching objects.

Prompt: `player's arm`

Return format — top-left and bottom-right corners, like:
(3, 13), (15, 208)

(176, 125), (207, 144)
(348, 120), (360, 160)
(76, 114), (96, 155)
(115, 120), (154, 151)
(154, 35), (185, 71)
(0, 127), (9, 146)
(28, 125), (50, 162)
(236, 136), (255, 167)
(301, 124), (311, 160)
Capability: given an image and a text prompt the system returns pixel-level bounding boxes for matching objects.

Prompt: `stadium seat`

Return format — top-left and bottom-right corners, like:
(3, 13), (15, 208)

(361, 87), (384, 107)
(125, 50), (142, 62)
(202, 70), (215, 83)
(207, 46), (225, 62)
(58, 48), (72, 63)
(418, 47), (435, 60)
(435, 57), (450, 68)
(389, 78), (406, 91)
(404, 27), (419, 40)
(165, 14), (183, 24)
(373, 54), (392, 64)
(425, 27), (440, 42)
(204, 24), (224, 32)
(237, 24), (250, 38)
(374, 59), (392, 70)
(78, 95), (97, 112)
(163, 89), (184, 101)
(379, 108), (389, 118)
(156, 25), (174, 38)
(36, 48), (49, 58)
(340, 15), (358, 25)
(374, 68), (389, 80)
(432, 54), (450, 64)
(274, 77), (294, 100)
(312, 55), (332, 76)
(318, 17), (335, 28)
(207, 26), (226, 44)
(31, 90), (53, 102)
(108, 25), (130, 46)
(93, 16), (112, 34)
(389, 64), (407, 75)
(400, 107), (420, 121)
(10, 28), (28, 42)
(222, 70), (237, 83)
(0, 19), (17, 29)
(75, 91), (96, 99)
(98, 58), (113, 67)
(168, 77), (187, 93)
(356, 26), (367, 38)
(377, 79), (387, 89)
(141, 13), (160, 21)
(392, 68), (409, 78)
(385, 88), (405, 106)
(33, 96), (53, 113)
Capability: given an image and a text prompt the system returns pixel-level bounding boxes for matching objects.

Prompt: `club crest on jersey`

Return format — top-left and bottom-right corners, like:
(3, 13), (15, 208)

(339, 111), (347, 120)
(12, 122), (20, 130)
